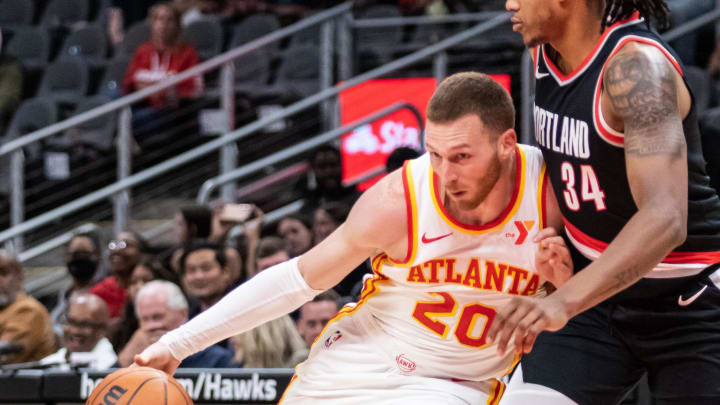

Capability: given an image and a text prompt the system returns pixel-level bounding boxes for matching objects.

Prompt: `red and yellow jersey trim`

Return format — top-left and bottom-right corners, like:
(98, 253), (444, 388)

(388, 161), (419, 267)
(486, 379), (506, 405)
(537, 162), (548, 230)
(277, 375), (297, 404)
(502, 353), (521, 377)
(542, 12), (641, 83)
(429, 146), (526, 235)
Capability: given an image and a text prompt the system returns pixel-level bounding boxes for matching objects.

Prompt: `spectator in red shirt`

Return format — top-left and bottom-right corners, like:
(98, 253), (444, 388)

(90, 231), (147, 321)
(123, 2), (202, 109)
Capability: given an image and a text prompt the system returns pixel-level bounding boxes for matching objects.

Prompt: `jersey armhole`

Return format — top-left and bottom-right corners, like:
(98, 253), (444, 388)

(387, 160), (418, 266)
(595, 36), (683, 148)
(537, 162), (548, 230)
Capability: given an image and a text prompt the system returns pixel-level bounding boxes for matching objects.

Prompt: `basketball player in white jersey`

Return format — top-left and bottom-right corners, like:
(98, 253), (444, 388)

(134, 72), (572, 404)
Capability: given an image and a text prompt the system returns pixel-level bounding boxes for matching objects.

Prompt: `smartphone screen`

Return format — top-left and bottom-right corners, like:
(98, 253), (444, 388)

(220, 204), (254, 223)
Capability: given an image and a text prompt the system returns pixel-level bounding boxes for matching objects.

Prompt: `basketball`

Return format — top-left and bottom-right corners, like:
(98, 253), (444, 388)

(86, 367), (193, 405)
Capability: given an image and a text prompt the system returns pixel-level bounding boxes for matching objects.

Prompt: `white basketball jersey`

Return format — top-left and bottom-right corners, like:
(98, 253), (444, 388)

(343, 144), (548, 382)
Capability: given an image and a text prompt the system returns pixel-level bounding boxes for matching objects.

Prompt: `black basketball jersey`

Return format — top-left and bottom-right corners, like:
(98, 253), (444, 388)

(533, 13), (720, 279)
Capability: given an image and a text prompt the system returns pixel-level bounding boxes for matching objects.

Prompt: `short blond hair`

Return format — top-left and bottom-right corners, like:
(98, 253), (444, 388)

(427, 72), (515, 137)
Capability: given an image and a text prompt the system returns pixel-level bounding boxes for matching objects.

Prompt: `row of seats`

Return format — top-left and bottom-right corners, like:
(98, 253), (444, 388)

(7, 39), (322, 113)
(5, 13), (288, 70)
(4, 4), (486, 72)
(0, 0), (107, 31)
(6, 95), (115, 155)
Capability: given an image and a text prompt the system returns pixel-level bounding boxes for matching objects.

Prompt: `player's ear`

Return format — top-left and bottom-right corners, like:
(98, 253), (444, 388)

(496, 128), (517, 158)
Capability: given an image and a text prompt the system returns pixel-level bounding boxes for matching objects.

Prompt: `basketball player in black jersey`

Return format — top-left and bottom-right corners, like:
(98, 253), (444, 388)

(489, 1), (720, 404)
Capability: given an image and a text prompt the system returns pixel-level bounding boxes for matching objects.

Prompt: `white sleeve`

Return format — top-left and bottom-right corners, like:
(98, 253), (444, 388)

(158, 257), (323, 361)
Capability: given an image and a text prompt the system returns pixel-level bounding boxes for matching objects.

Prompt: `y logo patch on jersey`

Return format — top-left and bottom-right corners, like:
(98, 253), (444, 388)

(324, 330), (343, 349)
(513, 220), (535, 245)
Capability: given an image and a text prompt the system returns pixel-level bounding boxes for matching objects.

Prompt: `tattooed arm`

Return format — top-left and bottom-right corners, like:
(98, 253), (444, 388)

(559, 43), (688, 312)
(486, 43), (689, 356)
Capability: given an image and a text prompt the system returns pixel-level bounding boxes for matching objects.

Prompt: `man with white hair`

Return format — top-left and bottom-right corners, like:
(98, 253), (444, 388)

(135, 280), (233, 368)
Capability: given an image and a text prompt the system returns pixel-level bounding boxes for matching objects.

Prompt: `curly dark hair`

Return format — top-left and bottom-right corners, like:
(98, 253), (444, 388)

(601, 0), (670, 30)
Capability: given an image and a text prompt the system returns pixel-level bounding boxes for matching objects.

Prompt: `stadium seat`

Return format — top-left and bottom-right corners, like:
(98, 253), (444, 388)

(5, 26), (50, 71)
(233, 49), (274, 95)
(275, 44), (320, 98)
(59, 25), (108, 68)
(356, 5), (403, 65)
(40, 0), (89, 28)
(289, 23), (321, 47)
(0, 98), (58, 192)
(37, 59), (90, 106)
(117, 22), (150, 58)
(181, 18), (223, 61)
(63, 94), (116, 151)
(229, 14), (281, 54)
(5, 98), (58, 141)
(97, 56), (129, 98)
(0, 0), (34, 33)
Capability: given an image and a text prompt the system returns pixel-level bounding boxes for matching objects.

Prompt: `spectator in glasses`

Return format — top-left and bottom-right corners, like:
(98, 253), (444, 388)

(90, 231), (147, 321)
(40, 293), (116, 370)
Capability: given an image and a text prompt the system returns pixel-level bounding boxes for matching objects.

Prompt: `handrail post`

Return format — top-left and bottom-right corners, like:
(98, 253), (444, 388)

(114, 107), (132, 234)
(338, 12), (353, 82)
(521, 49), (534, 145)
(220, 61), (237, 203)
(10, 150), (24, 252)
(320, 19), (335, 131)
(432, 51), (448, 84)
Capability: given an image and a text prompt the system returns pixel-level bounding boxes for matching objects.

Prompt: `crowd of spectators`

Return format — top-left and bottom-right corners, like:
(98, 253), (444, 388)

(0, 142), (421, 371)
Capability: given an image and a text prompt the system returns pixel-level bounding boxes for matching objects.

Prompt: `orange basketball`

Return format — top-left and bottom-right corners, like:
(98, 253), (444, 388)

(86, 367), (193, 405)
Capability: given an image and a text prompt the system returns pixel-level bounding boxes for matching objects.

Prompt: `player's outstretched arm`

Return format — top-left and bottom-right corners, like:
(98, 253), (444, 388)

(133, 169), (409, 374)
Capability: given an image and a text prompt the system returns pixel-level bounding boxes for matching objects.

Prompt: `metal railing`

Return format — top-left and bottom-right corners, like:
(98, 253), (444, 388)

(0, 12), (512, 249)
(225, 165), (387, 241)
(0, 2), (355, 251)
(196, 101), (423, 204)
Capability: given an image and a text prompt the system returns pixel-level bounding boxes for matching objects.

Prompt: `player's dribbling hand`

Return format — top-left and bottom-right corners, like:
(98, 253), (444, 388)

(486, 293), (570, 357)
(534, 227), (573, 288)
(133, 341), (181, 376)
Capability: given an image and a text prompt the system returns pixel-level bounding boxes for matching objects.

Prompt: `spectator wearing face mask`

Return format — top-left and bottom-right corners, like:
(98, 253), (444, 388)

(49, 233), (103, 337)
